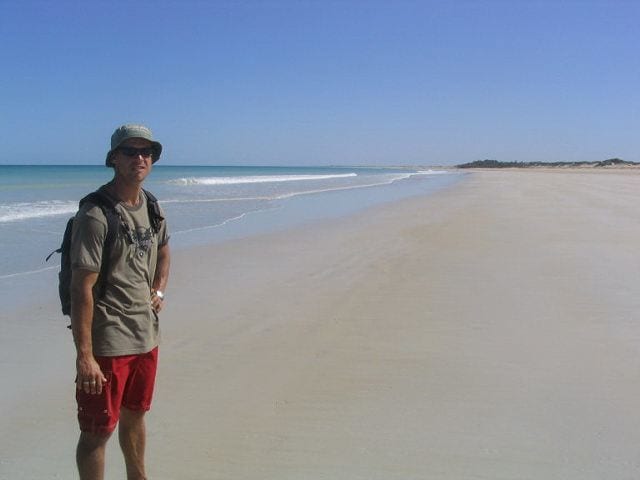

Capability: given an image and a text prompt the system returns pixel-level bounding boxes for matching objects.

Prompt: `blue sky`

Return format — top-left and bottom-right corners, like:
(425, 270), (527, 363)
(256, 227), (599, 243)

(1, 0), (638, 166)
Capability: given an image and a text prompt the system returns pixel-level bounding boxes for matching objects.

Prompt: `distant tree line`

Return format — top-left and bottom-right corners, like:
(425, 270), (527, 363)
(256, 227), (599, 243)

(456, 158), (638, 169)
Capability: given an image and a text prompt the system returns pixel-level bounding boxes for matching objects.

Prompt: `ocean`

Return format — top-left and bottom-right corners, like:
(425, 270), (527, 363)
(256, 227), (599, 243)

(0, 164), (462, 309)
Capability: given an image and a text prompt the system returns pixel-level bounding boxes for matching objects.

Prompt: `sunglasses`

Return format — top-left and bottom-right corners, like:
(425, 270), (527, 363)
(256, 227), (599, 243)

(117, 146), (155, 158)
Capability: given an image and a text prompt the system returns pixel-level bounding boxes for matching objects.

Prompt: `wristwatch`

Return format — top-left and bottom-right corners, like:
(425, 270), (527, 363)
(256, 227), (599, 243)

(153, 290), (165, 300)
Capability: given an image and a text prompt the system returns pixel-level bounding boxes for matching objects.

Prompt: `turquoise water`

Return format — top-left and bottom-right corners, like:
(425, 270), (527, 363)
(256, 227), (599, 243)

(0, 164), (463, 308)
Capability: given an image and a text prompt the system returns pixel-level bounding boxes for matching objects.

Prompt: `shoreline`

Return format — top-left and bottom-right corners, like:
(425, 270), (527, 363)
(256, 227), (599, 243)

(0, 167), (463, 313)
(3, 169), (640, 478)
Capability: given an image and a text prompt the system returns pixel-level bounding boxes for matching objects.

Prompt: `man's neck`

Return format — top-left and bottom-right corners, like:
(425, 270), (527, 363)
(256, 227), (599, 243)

(108, 178), (142, 207)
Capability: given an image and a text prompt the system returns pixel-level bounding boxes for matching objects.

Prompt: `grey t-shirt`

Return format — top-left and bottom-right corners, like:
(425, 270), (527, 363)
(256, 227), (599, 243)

(71, 189), (169, 356)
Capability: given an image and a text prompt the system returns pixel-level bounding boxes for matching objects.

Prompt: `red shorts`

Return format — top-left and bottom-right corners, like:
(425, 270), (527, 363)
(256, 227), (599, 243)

(76, 347), (158, 435)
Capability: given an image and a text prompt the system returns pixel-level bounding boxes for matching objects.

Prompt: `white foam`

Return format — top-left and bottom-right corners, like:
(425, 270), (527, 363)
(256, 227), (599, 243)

(172, 212), (252, 235)
(172, 206), (282, 236)
(160, 172), (427, 205)
(272, 173), (414, 199)
(0, 201), (77, 223)
(168, 173), (357, 186)
(0, 264), (58, 280)
(416, 169), (450, 175)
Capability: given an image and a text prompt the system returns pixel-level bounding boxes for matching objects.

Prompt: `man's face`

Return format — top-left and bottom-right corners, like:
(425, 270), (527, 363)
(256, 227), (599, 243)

(111, 138), (154, 184)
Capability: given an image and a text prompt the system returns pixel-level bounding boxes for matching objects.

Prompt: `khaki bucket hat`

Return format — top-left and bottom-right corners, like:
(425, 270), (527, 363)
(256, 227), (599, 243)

(106, 124), (163, 167)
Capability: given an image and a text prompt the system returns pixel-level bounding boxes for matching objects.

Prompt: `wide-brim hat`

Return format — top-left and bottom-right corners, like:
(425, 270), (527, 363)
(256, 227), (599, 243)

(105, 124), (163, 167)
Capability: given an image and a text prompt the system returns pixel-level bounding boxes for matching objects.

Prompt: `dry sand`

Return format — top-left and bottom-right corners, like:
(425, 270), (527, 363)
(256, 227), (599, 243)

(3, 169), (640, 479)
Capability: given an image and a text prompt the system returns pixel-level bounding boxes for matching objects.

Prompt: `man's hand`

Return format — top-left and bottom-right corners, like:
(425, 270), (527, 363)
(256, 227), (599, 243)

(71, 269), (104, 395)
(151, 290), (165, 314)
(151, 243), (170, 314)
(76, 354), (107, 395)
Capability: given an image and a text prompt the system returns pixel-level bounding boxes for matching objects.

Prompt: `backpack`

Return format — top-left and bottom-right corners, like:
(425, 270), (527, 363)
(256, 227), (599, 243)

(46, 188), (164, 317)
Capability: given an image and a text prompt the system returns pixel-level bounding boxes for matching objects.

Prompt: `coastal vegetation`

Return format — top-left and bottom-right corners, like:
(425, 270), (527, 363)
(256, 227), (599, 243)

(456, 158), (638, 169)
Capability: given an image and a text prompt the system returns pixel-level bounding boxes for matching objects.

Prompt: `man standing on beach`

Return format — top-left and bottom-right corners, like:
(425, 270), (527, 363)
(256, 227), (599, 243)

(70, 124), (170, 480)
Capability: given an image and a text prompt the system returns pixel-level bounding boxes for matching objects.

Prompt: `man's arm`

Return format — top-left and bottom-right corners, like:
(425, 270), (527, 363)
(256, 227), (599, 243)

(151, 243), (170, 314)
(70, 268), (107, 395)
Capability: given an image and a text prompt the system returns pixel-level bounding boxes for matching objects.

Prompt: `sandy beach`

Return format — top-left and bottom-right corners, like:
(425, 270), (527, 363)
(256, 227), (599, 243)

(3, 169), (640, 479)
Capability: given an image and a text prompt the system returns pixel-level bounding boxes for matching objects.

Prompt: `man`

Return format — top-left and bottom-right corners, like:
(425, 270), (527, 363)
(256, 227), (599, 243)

(70, 124), (170, 480)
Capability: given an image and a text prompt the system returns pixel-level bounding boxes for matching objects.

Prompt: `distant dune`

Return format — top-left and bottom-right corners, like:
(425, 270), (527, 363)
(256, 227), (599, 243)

(457, 158), (639, 169)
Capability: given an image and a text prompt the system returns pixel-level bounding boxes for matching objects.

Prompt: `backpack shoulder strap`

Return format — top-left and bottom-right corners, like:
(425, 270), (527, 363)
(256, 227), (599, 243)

(142, 188), (164, 233)
(80, 189), (118, 211)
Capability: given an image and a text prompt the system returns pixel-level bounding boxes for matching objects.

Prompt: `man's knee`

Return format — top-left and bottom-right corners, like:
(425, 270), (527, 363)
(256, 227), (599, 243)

(78, 431), (112, 450)
(119, 407), (146, 429)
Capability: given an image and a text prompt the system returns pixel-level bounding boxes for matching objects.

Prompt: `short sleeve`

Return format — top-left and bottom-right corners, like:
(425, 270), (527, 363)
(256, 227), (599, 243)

(157, 204), (170, 246)
(71, 204), (107, 272)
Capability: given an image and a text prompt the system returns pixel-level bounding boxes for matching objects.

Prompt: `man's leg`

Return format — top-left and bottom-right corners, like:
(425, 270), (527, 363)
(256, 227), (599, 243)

(77, 431), (112, 480)
(119, 407), (148, 480)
